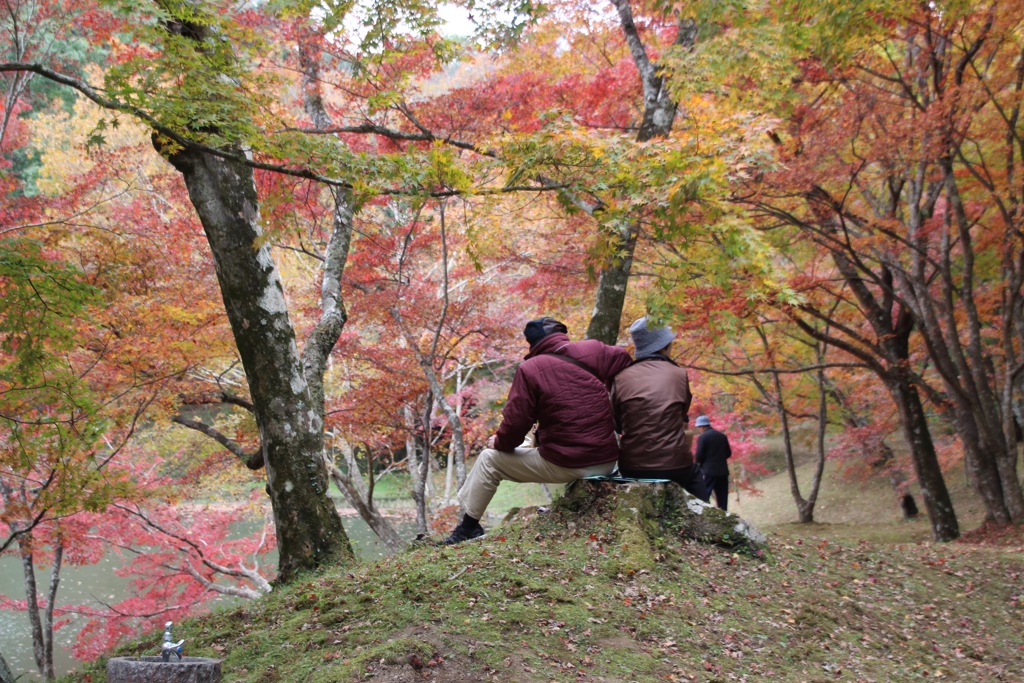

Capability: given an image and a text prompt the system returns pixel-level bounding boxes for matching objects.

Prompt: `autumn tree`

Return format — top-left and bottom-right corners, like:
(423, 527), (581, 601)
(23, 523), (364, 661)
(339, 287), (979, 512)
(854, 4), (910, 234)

(3, 0), (640, 576)
(0, 247), (106, 681)
(468, 0), (709, 343)
(583, 0), (700, 343)
(0, 0), (484, 578)
(69, 466), (275, 661)
(0, 75), (264, 673)
(331, 191), (513, 532)
(1, 91), (134, 677)
(731, 0), (1024, 535)
(0, 225), (167, 681)
(744, 322), (830, 523)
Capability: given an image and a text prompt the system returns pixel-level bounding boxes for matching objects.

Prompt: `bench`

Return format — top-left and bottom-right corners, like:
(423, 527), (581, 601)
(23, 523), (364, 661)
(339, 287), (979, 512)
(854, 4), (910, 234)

(578, 475), (672, 484)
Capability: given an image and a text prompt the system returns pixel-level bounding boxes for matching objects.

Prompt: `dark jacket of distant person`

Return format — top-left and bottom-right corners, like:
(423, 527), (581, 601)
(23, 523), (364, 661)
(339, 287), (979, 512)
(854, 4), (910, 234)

(695, 427), (732, 477)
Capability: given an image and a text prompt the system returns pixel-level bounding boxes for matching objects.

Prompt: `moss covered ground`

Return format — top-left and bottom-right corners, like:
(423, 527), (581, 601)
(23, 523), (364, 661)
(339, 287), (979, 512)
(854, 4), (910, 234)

(70, 478), (1023, 683)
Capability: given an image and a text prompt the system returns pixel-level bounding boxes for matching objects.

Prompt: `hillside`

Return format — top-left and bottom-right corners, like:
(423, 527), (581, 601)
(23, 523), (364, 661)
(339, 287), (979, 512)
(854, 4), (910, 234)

(70, 474), (1023, 683)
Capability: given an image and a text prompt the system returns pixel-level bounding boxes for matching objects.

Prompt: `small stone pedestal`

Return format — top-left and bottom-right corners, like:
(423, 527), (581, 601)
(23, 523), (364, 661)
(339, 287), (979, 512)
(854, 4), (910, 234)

(107, 656), (221, 683)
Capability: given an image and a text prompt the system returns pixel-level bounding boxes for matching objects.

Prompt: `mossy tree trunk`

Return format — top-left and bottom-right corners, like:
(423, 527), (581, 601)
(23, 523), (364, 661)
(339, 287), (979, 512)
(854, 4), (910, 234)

(165, 148), (352, 581)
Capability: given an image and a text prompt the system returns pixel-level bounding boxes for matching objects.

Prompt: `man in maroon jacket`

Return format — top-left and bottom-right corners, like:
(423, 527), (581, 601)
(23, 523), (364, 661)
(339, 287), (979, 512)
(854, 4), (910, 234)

(442, 317), (632, 544)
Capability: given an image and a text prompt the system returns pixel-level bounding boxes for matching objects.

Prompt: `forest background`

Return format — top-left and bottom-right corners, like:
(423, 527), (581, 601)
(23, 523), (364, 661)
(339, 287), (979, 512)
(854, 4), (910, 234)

(1, 0), (1023, 680)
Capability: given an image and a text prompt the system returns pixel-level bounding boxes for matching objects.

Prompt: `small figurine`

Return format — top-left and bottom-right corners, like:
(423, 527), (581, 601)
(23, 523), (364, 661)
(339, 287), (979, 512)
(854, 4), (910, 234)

(160, 621), (185, 662)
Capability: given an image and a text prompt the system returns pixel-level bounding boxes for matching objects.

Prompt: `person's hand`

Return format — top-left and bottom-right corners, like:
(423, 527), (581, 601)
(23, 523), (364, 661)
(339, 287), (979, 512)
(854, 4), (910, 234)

(487, 435), (497, 449)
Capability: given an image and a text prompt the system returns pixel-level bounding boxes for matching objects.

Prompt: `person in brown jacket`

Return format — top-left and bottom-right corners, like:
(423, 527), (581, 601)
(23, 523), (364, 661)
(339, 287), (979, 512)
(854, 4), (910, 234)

(611, 317), (710, 501)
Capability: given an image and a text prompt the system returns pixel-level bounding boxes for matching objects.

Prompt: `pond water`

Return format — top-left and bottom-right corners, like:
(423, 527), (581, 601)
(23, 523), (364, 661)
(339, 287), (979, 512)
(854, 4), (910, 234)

(0, 514), (419, 681)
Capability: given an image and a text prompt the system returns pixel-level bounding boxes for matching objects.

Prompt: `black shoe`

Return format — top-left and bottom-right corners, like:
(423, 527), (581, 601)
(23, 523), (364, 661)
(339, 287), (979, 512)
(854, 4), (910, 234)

(440, 522), (485, 545)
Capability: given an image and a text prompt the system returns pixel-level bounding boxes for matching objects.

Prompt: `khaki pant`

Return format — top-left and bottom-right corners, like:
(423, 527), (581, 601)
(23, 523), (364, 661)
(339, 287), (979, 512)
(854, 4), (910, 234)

(457, 447), (616, 521)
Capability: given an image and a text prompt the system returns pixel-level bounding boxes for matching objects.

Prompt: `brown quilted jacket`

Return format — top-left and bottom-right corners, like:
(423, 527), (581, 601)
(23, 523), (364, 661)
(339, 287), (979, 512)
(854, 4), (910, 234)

(611, 355), (693, 471)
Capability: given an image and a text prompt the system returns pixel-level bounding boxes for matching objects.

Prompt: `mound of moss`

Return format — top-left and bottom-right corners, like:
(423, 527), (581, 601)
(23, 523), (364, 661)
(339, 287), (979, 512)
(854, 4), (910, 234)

(72, 486), (1023, 683)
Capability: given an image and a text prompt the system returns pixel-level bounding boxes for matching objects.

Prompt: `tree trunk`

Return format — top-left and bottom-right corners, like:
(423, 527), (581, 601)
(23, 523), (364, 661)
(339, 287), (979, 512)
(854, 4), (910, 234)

(901, 181), (1016, 524)
(788, 306), (959, 539)
(42, 540), (62, 681)
(781, 411), (815, 523)
(766, 367), (813, 523)
(752, 326), (825, 523)
(805, 196), (960, 541)
(19, 543), (49, 680)
(404, 404), (430, 534)
(443, 446), (456, 503)
(896, 156), (1024, 525)
(163, 146), (351, 581)
(325, 456), (405, 554)
(544, 479), (768, 556)
(454, 373), (468, 490)
(995, 436), (1024, 523)
(296, 30), (415, 547)
(419, 400), (435, 515)
(330, 437), (406, 550)
(586, 5), (695, 342)
(586, 221), (638, 344)
(879, 298), (959, 541)
(802, 363), (830, 523)
(947, 403), (1012, 525)
(887, 373), (960, 541)
(389, 201), (471, 491)
(0, 649), (14, 683)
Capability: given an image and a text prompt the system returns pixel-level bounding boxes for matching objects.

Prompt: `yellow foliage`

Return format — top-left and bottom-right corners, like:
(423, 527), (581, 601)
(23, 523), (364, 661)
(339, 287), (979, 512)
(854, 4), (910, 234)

(32, 66), (167, 196)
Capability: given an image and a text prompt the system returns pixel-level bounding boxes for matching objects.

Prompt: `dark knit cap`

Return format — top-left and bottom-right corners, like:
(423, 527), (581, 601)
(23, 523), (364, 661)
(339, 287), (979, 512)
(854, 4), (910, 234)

(523, 317), (568, 346)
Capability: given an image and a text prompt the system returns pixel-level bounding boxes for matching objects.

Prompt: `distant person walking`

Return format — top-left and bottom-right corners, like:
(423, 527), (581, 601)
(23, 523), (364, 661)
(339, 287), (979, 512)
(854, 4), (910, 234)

(694, 415), (731, 510)
(612, 317), (709, 501)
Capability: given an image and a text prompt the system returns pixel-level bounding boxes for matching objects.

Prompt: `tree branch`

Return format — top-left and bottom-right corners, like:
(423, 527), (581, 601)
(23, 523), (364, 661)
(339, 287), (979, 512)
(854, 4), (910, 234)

(684, 361), (868, 376)
(170, 415), (263, 469)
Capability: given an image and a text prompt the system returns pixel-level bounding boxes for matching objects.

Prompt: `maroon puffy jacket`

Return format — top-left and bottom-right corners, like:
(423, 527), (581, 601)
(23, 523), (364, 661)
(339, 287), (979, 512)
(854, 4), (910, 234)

(493, 332), (632, 468)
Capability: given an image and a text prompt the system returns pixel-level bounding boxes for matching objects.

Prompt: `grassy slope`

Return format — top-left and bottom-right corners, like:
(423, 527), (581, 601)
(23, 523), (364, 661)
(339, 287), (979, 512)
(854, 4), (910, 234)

(71, 462), (1023, 683)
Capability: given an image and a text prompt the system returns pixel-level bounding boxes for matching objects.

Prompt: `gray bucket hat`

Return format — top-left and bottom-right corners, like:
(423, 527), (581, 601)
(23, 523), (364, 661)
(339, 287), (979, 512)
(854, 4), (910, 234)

(629, 317), (675, 359)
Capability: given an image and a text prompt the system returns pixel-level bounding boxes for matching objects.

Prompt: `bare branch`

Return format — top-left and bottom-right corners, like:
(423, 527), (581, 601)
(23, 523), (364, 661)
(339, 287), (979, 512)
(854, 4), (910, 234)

(684, 361), (869, 377)
(171, 415), (263, 469)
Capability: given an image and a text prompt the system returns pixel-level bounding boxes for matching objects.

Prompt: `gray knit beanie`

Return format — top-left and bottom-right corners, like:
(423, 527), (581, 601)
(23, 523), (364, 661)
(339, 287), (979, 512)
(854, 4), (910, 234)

(629, 317), (675, 359)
